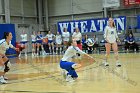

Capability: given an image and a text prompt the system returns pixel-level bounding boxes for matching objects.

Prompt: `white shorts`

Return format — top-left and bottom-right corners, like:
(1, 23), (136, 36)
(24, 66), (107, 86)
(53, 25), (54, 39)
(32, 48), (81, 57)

(56, 40), (62, 45)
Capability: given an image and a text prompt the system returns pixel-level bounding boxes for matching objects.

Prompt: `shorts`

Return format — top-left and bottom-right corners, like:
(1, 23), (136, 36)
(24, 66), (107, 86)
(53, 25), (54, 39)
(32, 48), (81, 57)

(60, 60), (75, 69)
(20, 41), (28, 44)
(48, 40), (53, 44)
(36, 40), (42, 44)
(32, 41), (36, 44)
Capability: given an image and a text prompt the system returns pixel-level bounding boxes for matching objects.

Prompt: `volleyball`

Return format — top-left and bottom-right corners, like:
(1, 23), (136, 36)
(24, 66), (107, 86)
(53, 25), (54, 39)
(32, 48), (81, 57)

(86, 38), (94, 46)
(42, 38), (48, 43)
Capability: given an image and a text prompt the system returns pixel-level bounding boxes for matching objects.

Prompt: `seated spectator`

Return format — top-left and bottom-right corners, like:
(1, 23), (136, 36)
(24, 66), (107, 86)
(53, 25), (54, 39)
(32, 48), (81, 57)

(124, 33), (139, 52)
(92, 35), (99, 53)
(82, 35), (88, 53)
(82, 35), (93, 54)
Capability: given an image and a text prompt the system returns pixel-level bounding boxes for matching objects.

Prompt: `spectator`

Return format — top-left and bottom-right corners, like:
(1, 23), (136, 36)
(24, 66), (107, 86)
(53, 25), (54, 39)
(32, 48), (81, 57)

(124, 33), (139, 52)
(92, 35), (99, 53)
(82, 35), (88, 53)
(82, 35), (93, 54)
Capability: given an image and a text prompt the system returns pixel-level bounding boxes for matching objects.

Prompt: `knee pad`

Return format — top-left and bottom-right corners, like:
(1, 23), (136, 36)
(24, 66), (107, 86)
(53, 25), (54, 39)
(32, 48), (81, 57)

(4, 60), (11, 72)
(4, 60), (11, 67)
(4, 67), (10, 72)
(4, 60), (9, 66)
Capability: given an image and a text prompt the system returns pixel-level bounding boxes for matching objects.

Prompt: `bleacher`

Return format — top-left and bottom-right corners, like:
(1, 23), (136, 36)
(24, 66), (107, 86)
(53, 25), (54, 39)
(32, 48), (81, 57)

(82, 31), (140, 53)
(133, 32), (140, 51)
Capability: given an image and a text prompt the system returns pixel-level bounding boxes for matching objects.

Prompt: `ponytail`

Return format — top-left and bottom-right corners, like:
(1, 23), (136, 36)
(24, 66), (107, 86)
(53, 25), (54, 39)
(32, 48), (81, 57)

(67, 40), (72, 46)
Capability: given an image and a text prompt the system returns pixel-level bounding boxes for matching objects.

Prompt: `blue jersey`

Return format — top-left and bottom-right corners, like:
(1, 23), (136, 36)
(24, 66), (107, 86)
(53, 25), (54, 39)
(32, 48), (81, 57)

(36, 34), (43, 40)
(126, 36), (135, 42)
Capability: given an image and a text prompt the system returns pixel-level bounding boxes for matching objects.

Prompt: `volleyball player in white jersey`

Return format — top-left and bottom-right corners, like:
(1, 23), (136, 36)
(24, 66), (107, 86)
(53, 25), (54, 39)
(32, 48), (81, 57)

(55, 32), (62, 54)
(19, 30), (28, 57)
(72, 28), (82, 50)
(45, 31), (55, 54)
(104, 17), (121, 67)
(0, 32), (19, 84)
(60, 39), (94, 82)
(62, 28), (70, 53)
(31, 31), (36, 56)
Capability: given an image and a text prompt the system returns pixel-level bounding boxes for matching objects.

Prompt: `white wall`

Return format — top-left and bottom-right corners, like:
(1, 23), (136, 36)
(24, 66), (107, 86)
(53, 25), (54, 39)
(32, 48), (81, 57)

(48, 0), (103, 16)
(47, 0), (103, 25)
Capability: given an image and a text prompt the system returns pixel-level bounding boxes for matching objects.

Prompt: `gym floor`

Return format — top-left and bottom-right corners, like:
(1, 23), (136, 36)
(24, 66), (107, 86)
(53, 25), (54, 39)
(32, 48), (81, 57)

(1, 53), (140, 93)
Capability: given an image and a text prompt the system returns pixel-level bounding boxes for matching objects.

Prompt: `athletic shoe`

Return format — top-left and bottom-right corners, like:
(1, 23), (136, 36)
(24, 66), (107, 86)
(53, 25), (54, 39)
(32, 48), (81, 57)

(32, 53), (34, 57)
(116, 62), (121, 67)
(0, 76), (7, 84)
(66, 75), (75, 82)
(104, 62), (109, 66)
(25, 54), (27, 57)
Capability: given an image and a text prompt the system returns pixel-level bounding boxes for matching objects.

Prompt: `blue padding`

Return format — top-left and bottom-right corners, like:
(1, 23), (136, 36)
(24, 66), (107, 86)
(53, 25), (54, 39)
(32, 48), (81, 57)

(0, 24), (16, 58)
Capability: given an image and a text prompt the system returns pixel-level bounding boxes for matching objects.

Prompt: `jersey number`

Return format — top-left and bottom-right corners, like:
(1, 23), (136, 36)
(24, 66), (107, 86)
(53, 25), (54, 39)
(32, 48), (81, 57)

(111, 31), (114, 34)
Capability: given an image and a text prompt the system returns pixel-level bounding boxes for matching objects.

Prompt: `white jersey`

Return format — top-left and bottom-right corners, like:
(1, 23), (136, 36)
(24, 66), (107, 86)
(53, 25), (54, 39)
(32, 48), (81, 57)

(0, 39), (14, 54)
(61, 46), (86, 62)
(72, 32), (82, 41)
(46, 34), (55, 41)
(62, 32), (70, 42)
(104, 26), (118, 43)
(21, 34), (27, 41)
(55, 35), (62, 44)
(31, 35), (36, 42)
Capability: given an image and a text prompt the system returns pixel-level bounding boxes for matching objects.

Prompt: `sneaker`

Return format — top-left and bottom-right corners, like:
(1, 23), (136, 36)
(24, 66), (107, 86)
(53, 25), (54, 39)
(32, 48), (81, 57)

(34, 53), (36, 56)
(25, 54), (27, 57)
(0, 76), (7, 84)
(104, 62), (109, 66)
(66, 75), (75, 82)
(32, 53), (34, 57)
(116, 62), (121, 67)
(43, 51), (47, 56)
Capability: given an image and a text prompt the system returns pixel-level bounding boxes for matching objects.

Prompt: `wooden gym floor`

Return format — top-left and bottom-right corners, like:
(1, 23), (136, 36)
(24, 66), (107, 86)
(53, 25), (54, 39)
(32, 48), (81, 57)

(0, 53), (140, 93)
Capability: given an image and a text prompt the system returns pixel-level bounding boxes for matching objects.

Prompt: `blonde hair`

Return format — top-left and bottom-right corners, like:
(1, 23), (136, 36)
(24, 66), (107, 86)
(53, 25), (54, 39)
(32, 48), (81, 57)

(109, 18), (116, 28)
